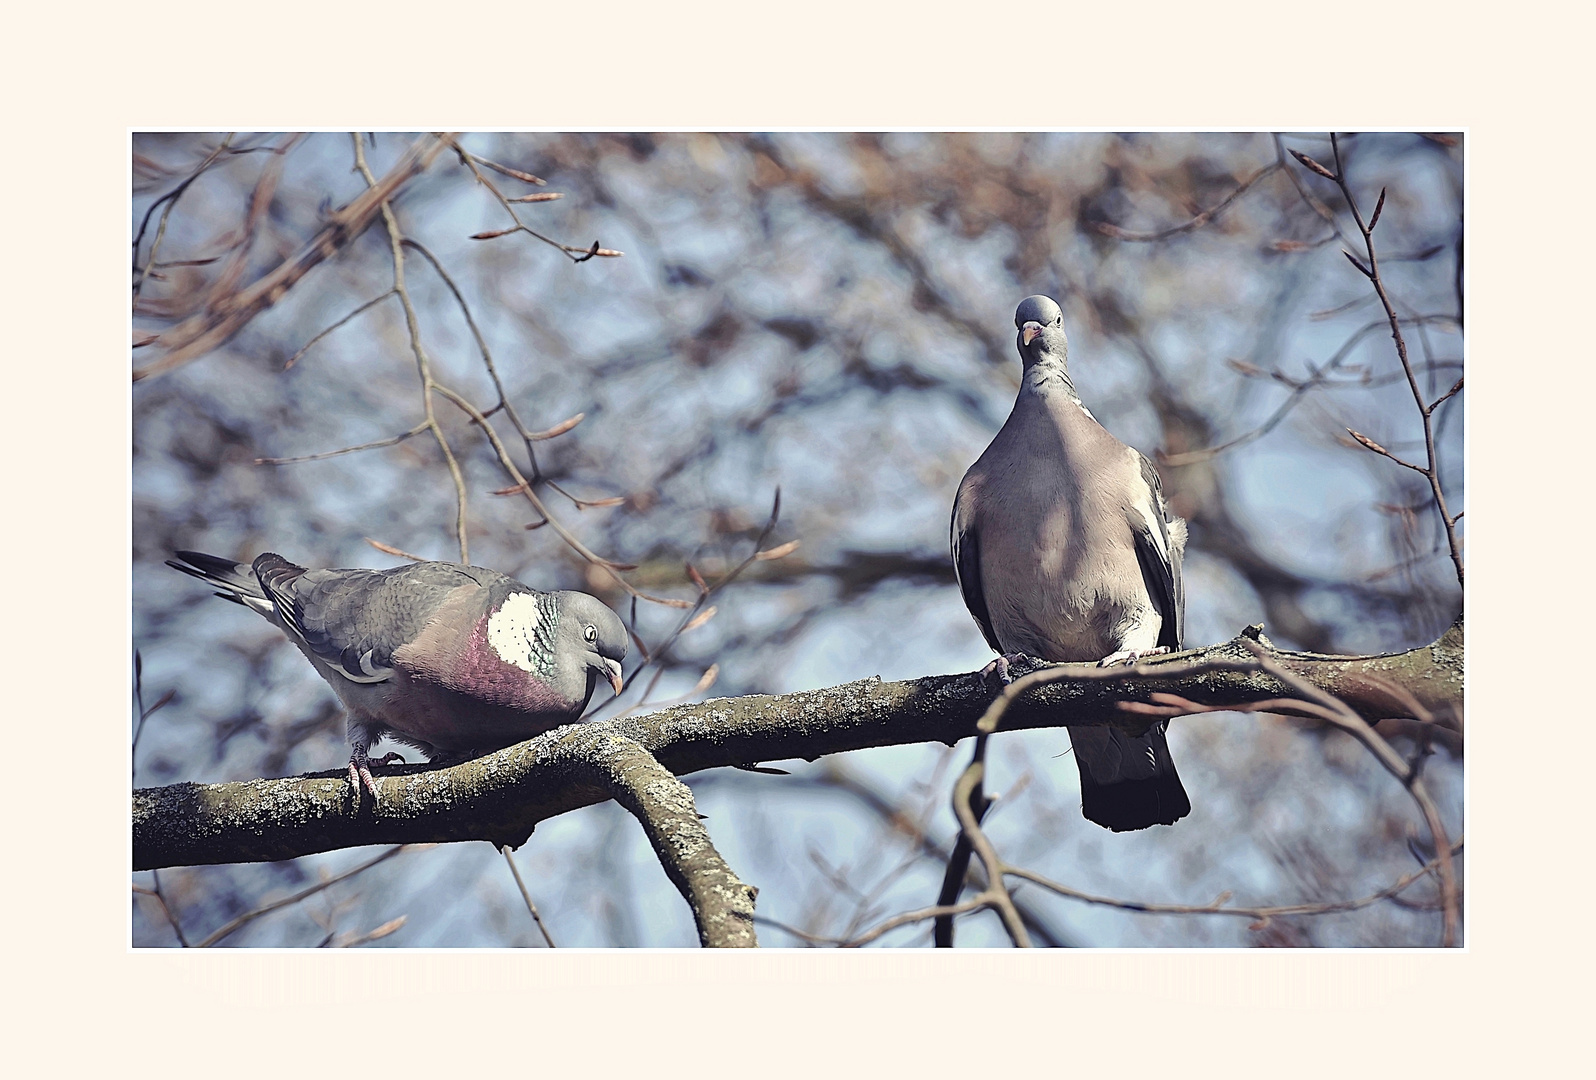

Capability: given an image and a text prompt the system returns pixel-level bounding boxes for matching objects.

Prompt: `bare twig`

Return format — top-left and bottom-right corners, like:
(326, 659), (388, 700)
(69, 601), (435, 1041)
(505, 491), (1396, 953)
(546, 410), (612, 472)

(331, 915), (407, 948)
(1291, 134), (1464, 587)
(1160, 316), (1456, 467)
(946, 736), (1032, 946)
(256, 421), (430, 466)
(501, 846), (557, 947)
(283, 290), (397, 369)
(132, 134), (238, 296)
(136, 870), (192, 947)
(352, 135), (471, 564)
(1003, 838), (1462, 924)
(195, 844), (413, 947)
(134, 132), (451, 381)
(451, 140), (623, 262)
(1095, 161), (1283, 242)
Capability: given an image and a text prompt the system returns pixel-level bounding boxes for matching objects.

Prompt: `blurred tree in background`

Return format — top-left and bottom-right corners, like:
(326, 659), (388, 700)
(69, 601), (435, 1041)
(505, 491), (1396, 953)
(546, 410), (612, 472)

(132, 131), (1462, 947)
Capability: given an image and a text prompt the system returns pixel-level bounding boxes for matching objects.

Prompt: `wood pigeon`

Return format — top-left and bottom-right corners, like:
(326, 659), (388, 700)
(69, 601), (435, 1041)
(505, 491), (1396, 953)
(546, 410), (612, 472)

(168, 551), (629, 802)
(951, 295), (1192, 831)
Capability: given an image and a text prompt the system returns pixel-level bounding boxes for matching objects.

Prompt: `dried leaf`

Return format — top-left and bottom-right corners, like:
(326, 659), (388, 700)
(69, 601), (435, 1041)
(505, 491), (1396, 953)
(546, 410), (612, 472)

(1369, 186), (1387, 230)
(142, 688), (177, 719)
(364, 537), (427, 562)
(686, 563), (708, 592)
(529, 412), (584, 440)
(490, 483), (531, 496)
(508, 192), (563, 203)
(689, 664), (719, 695)
(523, 519), (548, 531)
(339, 915), (407, 947)
(1288, 148), (1336, 180)
(653, 597), (695, 609)
(1346, 429), (1388, 455)
(579, 496), (626, 509)
(470, 227), (519, 241)
(682, 605), (719, 632)
(479, 161), (546, 185)
(603, 560), (639, 572)
(1226, 359), (1265, 378)
(754, 539), (801, 561)
(1271, 239), (1309, 252)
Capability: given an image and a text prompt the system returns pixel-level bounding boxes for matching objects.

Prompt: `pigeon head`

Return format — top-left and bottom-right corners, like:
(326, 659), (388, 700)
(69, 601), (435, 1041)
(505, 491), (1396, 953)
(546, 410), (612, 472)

(1014, 294), (1068, 369)
(553, 591), (629, 696)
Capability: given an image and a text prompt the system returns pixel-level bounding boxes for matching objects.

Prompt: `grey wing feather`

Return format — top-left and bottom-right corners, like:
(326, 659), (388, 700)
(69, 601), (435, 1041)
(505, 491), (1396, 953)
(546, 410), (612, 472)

(254, 554), (484, 683)
(951, 506), (1001, 653)
(1130, 452), (1184, 650)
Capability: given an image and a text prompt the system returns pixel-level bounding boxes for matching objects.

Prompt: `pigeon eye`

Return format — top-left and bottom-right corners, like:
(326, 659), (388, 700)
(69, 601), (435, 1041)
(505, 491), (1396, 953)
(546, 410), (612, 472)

(583, 624), (598, 644)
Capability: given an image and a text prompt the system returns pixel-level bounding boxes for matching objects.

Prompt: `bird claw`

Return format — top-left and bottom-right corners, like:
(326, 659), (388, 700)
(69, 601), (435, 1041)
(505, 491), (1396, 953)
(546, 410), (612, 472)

(347, 749), (401, 807)
(1097, 646), (1171, 668)
(981, 652), (1033, 688)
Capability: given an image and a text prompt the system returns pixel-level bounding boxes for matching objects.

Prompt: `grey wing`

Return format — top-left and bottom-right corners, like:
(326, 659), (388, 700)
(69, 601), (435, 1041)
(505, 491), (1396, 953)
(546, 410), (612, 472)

(951, 498), (1002, 654)
(254, 555), (484, 683)
(1128, 453), (1184, 650)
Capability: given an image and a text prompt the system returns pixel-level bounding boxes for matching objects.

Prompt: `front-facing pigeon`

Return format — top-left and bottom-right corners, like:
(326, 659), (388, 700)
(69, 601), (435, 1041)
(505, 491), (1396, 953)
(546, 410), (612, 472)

(951, 295), (1192, 832)
(168, 551), (629, 803)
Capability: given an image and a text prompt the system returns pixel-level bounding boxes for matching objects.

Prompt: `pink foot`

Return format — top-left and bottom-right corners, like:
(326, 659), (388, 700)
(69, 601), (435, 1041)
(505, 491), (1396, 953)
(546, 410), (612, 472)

(347, 751), (406, 805)
(981, 652), (1032, 687)
(1097, 646), (1171, 668)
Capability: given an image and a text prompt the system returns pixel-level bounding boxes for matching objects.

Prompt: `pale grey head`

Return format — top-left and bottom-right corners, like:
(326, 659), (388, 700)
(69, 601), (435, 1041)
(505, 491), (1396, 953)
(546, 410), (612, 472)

(1014, 294), (1068, 370)
(552, 591), (629, 697)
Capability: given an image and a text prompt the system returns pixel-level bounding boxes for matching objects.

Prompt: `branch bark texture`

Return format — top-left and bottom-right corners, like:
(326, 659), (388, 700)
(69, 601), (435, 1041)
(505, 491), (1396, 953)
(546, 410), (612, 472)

(134, 621), (1462, 872)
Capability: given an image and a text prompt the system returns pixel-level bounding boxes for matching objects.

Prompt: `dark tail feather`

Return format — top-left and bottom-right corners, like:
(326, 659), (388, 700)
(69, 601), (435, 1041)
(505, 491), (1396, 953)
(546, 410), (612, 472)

(166, 550), (266, 605)
(1068, 722), (1191, 832)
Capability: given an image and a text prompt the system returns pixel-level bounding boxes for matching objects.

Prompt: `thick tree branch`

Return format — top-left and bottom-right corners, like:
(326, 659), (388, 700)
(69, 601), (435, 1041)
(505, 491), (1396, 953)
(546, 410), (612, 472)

(135, 619), (1462, 876)
(590, 734), (758, 947)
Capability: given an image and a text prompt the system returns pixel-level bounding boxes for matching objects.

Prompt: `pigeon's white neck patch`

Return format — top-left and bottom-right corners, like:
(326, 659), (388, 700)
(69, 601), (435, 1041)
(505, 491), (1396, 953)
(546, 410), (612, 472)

(487, 592), (549, 673)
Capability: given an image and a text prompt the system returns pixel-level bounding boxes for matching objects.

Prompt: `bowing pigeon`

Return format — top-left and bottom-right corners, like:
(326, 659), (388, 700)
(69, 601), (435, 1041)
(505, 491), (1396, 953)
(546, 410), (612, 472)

(951, 295), (1192, 831)
(168, 551), (628, 801)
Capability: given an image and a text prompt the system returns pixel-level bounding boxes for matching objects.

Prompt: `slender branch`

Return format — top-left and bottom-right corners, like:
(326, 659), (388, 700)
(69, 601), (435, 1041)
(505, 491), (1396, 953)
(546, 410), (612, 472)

(947, 735), (1031, 946)
(933, 750), (990, 947)
(1160, 316), (1456, 467)
(136, 870), (191, 947)
(1291, 135), (1464, 588)
(501, 846), (557, 947)
(966, 638), (1460, 945)
(1003, 838), (1461, 923)
(1095, 161), (1282, 242)
(194, 844), (412, 947)
(426, 380), (687, 605)
(352, 135), (470, 564)
(282, 289), (397, 370)
(134, 132), (451, 381)
(451, 140), (623, 261)
(400, 237), (556, 489)
(132, 133), (237, 295)
(255, 421), (430, 466)
(1243, 640), (1458, 946)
